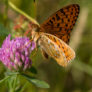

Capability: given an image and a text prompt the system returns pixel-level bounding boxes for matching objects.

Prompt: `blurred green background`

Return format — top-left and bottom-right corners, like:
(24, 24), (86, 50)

(0, 0), (92, 92)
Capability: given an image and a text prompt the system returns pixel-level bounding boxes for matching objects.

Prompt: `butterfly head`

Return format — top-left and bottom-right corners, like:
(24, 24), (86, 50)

(29, 22), (40, 32)
(29, 23), (41, 42)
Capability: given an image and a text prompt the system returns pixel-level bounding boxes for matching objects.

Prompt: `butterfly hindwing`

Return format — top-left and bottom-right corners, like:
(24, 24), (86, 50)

(38, 33), (75, 67)
(40, 4), (80, 44)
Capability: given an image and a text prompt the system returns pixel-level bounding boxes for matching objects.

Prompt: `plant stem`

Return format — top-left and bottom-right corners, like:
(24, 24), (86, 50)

(9, 1), (39, 26)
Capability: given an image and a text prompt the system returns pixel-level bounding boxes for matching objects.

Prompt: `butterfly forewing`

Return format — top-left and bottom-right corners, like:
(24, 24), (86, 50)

(38, 33), (75, 67)
(40, 4), (80, 44)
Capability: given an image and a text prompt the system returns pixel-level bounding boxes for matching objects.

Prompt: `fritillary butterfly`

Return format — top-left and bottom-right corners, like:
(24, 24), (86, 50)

(30, 4), (80, 67)
(14, 4), (80, 67)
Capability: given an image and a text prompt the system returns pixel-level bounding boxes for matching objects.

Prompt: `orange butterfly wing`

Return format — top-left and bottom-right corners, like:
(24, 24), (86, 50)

(40, 4), (80, 44)
(39, 33), (75, 67)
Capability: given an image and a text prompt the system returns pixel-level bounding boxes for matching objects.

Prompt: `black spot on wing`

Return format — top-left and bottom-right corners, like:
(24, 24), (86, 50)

(56, 14), (60, 20)
(57, 23), (60, 27)
(52, 17), (55, 21)
(49, 20), (53, 24)
(60, 9), (66, 15)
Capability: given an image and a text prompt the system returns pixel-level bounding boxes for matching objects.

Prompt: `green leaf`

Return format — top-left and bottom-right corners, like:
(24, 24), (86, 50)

(21, 74), (50, 88)
(5, 71), (19, 76)
(0, 76), (10, 84)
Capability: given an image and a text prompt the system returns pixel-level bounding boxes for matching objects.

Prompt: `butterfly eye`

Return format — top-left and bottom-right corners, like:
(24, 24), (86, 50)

(34, 27), (40, 32)
(29, 23), (40, 32)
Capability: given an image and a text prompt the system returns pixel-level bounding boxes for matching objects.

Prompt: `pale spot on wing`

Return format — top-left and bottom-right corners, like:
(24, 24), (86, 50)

(54, 44), (58, 51)
(48, 40), (50, 44)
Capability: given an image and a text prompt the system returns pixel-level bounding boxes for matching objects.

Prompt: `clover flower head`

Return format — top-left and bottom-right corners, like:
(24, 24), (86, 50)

(0, 35), (36, 71)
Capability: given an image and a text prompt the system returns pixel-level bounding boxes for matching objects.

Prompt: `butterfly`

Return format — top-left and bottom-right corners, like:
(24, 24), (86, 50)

(14, 4), (80, 67)
(29, 4), (80, 67)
